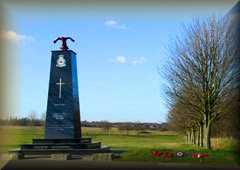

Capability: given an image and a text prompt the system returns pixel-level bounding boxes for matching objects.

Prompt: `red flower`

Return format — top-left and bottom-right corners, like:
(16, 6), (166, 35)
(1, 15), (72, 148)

(152, 151), (162, 157)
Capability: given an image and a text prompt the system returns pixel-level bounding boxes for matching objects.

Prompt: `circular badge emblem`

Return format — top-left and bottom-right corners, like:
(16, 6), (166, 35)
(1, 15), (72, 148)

(56, 55), (66, 68)
(176, 152), (184, 157)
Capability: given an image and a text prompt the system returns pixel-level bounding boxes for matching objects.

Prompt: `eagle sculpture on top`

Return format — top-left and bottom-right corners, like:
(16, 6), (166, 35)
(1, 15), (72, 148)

(53, 37), (75, 50)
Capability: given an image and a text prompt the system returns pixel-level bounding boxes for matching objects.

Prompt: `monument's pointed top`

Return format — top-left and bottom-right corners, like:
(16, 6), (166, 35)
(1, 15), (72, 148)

(53, 36), (75, 50)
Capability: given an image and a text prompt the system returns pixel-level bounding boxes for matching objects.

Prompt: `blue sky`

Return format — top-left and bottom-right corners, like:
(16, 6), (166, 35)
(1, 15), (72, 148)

(1, 2), (235, 122)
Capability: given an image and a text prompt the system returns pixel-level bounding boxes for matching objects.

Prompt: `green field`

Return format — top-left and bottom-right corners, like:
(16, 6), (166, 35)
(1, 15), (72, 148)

(0, 126), (238, 165)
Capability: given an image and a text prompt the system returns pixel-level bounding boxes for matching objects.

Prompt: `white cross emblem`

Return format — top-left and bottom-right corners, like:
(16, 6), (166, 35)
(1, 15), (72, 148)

(56, 77), (65, 99)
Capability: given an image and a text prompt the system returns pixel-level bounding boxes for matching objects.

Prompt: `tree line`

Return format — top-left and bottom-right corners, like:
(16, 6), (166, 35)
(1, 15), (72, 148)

(164, 16), (239, 149)
(0, 118), (168, 131)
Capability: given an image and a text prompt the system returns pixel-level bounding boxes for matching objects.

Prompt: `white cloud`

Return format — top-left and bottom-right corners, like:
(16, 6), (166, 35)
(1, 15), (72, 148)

(105, 20), (118, 26)
(104, 19), (127, 30)
(113, 56), (127, 64)
(111, 56), (146, 65)
(0, 30), (34, 43)
(132, 57), (146, 65)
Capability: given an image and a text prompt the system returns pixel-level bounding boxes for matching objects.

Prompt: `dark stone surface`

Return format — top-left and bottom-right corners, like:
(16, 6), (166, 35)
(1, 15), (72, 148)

(9, 46), (119, 161)
(28, 138), (94, 150)
(32, 138), (92, 144)
(10, 148), (115, 155)
(20, 142), (101, 150)
(45, 50), (81, 139)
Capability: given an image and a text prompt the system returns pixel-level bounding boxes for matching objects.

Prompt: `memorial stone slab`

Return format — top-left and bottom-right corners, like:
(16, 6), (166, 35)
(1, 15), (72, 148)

(9, 37), (121, 160)
(45, 49), (81, 139)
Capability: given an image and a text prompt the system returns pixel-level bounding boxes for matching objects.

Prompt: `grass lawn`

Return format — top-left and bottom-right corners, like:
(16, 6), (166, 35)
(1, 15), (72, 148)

(0, 126), (238, 165)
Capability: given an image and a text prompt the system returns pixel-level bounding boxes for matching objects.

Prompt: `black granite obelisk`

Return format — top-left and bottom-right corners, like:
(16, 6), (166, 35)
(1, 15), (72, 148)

(45, 37), (81, 139)
(10, 37), (119, 160)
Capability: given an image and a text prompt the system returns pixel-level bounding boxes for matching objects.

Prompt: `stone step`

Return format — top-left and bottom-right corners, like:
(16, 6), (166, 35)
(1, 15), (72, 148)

(21, 142), (101, 150)
(11, 148), (112, 155)
(32, 138), (92, 144)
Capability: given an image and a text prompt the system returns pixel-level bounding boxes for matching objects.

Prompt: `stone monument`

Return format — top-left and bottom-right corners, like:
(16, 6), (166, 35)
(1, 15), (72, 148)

(45, 37), (81, 139)
(11, 37), (122, 160)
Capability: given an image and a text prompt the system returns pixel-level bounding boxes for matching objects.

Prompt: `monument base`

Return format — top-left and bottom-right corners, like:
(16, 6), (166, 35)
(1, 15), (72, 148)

(10, 138), (122, 160)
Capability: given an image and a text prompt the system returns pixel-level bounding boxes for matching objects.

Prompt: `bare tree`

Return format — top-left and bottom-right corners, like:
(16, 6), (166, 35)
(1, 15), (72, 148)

(164, 16), (236, 149)
(40, 112), (46, 126)
(29, 111), (36, 126)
